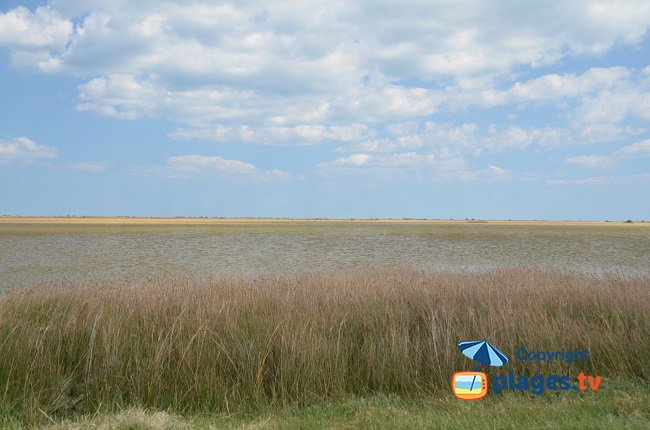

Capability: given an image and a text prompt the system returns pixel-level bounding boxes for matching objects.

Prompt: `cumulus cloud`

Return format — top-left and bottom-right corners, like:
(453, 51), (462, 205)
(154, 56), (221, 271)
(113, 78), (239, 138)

(76, 74), (160, 119)
(71, 66), (649, 153)
(74, 73), (439, 144)
(466, 67), (631, 107)
(140, 154), (291, 181)
(319, 149), (465, 175)
(575, 82), (650, 127)
(12, 1), (649, 78)
(0, 137), (57, 163)
(327, 153), (372, 167)
(318, 148), (511, 182)
(340, 121), (568, 155)
(1, 1), (649, 147)
(0, 6), (72, 72)
(168, 123), (372, 145)
(0, 6), (72, 48)
(567, 139), (650, 168)
(458, 67), (650, 145)
(2, 1), (650, 183)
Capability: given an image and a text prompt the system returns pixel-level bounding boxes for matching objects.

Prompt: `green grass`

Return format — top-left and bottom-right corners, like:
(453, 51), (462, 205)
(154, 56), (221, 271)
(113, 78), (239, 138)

(0, 268), (648, 427)
(1, 379), (646, 429)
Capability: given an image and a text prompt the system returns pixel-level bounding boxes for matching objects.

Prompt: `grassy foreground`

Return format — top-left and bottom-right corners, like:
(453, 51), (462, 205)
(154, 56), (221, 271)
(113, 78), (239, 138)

(0, 379), (641, 429)
(0, 268), (648, 427)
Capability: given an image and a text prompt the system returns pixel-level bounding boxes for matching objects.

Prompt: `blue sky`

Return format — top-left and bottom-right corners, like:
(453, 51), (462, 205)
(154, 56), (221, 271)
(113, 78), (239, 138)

(1, 1), (649, 219)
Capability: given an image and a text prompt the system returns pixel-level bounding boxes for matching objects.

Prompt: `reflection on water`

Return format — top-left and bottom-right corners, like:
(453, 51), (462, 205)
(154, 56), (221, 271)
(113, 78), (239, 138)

(1, 222), (649, 288)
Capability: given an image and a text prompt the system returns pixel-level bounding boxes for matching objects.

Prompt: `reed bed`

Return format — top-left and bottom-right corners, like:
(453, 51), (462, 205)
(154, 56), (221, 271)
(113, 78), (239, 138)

(0, 267), (648, 419)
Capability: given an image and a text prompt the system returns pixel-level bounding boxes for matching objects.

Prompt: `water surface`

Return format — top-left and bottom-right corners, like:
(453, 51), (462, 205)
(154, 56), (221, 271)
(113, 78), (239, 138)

(1, 221), (649, 288)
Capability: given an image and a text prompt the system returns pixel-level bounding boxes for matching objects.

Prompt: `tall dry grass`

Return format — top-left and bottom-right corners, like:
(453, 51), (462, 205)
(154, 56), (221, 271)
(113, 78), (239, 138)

(0, 267), (648, 418)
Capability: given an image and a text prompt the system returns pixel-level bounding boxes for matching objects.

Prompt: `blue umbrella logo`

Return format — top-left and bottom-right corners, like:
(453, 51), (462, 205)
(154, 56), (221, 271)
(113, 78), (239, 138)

(458, 340), (508, 392)
(459, 340), (508, 367)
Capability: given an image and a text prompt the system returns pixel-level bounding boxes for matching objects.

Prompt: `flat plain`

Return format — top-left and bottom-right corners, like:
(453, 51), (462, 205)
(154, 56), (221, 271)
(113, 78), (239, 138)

(0, 217), (649, 428)
(1, 217), (649, 289)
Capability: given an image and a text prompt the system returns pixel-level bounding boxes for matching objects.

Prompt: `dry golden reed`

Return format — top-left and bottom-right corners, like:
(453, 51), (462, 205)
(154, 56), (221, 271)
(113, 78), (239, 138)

(0, 267), (648, 418)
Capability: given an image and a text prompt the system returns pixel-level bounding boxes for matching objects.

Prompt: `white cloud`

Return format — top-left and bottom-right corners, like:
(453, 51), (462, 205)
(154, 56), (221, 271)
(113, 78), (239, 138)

(567, 139), (650, 168)
(37, 1), (650, 79)
(566, 155), (615, 169)
(317, 149), (510, 181)
(456, 67), (650, 145)
(0, 6), (72, 49)
(141, 154), (291, 181)
(326, 153), (372, 166)
(266, 124), (370, 142)
(1, 1), (649, 149)
(340, 122), (568, 155)
(576, 124), (646, 144)
(169, 155), (257, 175)
(319, 149), (465, 171)
(76, 74), (160, 119)
(0, 6), (72, 72)
(486, 165), (511, 176)
(617, 140), (650, 157)
(547, 173), (650, 185)
(73, 73), (440, 144)
(468, 67), (631, 107)
(2, 0), (650, 188)
(0, 137), (57, 163)
(575, 84), (650, 126)
(169, 123), (372, 145)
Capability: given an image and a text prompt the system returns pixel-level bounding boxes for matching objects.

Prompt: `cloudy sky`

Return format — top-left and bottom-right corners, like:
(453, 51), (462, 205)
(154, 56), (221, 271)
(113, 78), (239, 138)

(1, 0), (649, 219)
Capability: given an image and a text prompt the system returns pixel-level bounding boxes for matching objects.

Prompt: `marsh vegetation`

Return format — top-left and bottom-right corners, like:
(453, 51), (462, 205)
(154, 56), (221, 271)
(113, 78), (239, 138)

(0, 267), (648, 425)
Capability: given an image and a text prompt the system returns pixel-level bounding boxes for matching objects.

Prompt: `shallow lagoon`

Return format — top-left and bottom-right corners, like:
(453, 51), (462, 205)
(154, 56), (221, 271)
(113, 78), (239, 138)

(1, 221), (649, 288)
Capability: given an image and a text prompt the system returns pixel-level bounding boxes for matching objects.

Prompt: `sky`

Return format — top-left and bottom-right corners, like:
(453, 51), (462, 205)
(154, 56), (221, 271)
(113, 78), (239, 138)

(1, 1), (649, 220)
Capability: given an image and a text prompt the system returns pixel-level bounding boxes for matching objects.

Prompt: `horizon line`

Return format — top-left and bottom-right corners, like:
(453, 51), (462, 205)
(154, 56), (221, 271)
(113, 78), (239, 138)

(0, 215), (646, 224)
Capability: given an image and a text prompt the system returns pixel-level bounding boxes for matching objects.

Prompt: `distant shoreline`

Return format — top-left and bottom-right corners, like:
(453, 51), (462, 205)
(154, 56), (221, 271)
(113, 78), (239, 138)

(0, 216), (646, 226)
